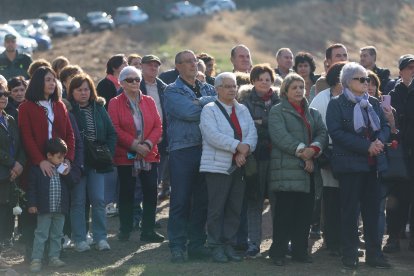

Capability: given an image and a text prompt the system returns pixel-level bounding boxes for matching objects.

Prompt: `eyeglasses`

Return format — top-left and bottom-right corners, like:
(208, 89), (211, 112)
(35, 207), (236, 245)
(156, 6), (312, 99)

(220, 85), (238, 90)
(352, 77), (371, 83)
(180, 58), (198, 64)
(0, 91), (11, 98)
(124, 77), (141, 83)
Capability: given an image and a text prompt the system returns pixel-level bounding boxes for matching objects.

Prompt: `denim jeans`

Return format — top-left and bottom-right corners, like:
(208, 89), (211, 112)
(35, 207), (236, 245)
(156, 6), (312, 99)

(32, 213), (64, 260)
(104, 168), (118, 205)
(71, 168), (107, 243)
(167, 146), (207, 251)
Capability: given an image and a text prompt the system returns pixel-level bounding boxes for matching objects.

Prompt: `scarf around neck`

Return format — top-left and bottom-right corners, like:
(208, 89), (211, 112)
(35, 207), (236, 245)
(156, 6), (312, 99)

(343, 88), (380, 133)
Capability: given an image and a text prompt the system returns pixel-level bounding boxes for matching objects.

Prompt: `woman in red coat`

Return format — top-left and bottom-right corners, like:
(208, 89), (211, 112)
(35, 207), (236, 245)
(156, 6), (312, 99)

(18, 66), (75, 261)
(108, 66), (163, 243)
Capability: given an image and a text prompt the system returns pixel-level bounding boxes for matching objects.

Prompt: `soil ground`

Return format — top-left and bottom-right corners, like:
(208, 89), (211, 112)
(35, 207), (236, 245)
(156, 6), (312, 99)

(1, 200), (414, 275)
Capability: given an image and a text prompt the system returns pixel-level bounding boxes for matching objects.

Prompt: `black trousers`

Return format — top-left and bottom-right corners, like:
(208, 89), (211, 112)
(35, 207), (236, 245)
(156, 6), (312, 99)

(337, 171), (381, 261)
(322, 187), (341, 250)
(0, 204), (14, 242)
(118, 165), (157, 234)
(269, 180), (314, 259)
(386, 181), (414, 240)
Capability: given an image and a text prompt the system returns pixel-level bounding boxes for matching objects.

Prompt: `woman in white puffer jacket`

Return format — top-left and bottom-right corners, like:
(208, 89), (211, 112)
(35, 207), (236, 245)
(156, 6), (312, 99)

(199, 72), (257, 263)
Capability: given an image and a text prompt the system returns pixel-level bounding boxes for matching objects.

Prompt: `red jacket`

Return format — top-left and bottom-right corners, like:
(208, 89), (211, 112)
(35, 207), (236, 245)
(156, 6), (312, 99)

(108, 92), (162, 165)
(18, 100), (75, 165)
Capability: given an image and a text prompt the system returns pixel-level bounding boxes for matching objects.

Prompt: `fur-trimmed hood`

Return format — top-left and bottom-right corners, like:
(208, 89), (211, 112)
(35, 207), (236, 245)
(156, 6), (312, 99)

(237, 84), (280, 102)
(62, 96), (106, 111)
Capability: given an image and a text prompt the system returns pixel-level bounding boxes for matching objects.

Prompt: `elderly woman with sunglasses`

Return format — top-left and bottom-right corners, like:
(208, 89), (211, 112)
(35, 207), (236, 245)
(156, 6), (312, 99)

(108, 66), (164, 243)
(326, 62), (391, 270)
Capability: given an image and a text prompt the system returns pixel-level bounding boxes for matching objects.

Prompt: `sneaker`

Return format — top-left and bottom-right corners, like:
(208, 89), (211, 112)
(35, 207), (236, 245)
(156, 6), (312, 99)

(62, 235), (73, 249)
(106, 203), (118, 217)
(212, 246), (228, 263)
(95, 240), (111, 251)
(49, 257), (65, 267)
(86, 232), (94, 245)
(74, 241), (91, 252)
(30, 259), (42, 272)
(245, 244), (261, 259)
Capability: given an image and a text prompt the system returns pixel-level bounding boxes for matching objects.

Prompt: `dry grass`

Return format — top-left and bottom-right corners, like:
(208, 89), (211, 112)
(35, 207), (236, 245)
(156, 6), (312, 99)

(33, 0), (414, 81)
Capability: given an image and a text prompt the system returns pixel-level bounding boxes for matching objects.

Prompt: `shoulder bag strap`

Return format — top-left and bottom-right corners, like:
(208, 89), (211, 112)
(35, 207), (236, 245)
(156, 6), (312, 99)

(215, 100), (240, 140)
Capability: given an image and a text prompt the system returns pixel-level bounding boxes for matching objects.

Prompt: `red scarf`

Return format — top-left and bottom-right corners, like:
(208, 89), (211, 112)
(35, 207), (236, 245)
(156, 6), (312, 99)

(261, 88), (273, 102)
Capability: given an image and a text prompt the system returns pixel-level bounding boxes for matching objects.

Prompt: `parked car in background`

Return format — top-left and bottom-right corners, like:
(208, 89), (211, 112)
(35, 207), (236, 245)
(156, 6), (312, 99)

(27, 19), (49, 36)
(83, 11), (114, 32)
(0, 24), (38, 54)
(203, 0), (236, 12)
(8, 20), (52, 51)
(114, 6), (149, 27)
(163, 1), (203, 20)
(39, 12), (81, 37)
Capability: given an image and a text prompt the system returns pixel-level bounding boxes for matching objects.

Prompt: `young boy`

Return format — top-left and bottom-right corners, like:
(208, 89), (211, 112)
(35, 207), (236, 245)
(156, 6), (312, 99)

(27, 138), (70, 273)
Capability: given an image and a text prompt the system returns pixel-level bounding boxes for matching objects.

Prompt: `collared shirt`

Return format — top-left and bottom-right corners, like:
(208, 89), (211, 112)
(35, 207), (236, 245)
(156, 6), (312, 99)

(179, 77), (201, 97)
(49, 168), (62, 213)
(145, 81), (163, 122)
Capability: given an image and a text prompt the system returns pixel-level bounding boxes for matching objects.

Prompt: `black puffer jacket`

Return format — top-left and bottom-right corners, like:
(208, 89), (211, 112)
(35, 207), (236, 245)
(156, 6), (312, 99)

(238, 85), (280, 160)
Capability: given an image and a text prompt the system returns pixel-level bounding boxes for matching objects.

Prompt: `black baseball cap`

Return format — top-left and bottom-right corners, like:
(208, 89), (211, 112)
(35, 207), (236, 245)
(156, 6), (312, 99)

(399, 54), (414, 70)
(4, 33), (16, 41)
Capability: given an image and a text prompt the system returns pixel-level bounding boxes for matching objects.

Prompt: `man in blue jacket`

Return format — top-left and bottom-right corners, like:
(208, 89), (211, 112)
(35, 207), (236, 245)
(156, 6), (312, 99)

(164, 50), (216, 263)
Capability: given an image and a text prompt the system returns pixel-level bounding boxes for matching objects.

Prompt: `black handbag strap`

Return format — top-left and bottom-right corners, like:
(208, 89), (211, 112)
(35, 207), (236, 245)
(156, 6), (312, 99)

(215, 100), (241, 140)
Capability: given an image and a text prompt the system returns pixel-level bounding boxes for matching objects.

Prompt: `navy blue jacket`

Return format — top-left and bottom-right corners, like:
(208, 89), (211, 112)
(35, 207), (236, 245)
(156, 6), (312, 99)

(326, 93), (390, 173)
(27, 166), (70, 215)
(159, 68), (179, 85)
(140, 78), (168, 154)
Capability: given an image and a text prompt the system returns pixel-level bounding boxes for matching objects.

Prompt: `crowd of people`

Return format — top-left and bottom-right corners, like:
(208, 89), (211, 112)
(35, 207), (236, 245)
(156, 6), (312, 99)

(1, 31), (414, 272)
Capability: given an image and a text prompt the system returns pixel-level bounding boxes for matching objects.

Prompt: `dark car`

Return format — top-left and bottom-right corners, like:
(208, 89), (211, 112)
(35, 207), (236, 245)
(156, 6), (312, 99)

(84, 11), (115, 32)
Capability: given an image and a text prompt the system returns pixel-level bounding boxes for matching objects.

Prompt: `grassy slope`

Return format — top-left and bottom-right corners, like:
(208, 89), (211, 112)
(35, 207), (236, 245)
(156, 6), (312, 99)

(34, 0), (414, 82)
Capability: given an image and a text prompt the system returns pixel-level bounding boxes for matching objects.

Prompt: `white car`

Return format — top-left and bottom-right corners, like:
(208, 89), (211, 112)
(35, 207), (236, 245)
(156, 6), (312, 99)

(203, 0), (236, 12)
(0, 24), (38, 54)
(114, 6), (149, 27)
(163, 1), (203, 20)
(39, 12), (81, 37)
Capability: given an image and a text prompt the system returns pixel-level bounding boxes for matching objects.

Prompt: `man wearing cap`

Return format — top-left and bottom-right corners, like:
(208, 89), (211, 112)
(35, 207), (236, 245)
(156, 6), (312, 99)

(384, 54), (414, 253)
(139, 55), (170, 200)
(0, 34), (32, 80)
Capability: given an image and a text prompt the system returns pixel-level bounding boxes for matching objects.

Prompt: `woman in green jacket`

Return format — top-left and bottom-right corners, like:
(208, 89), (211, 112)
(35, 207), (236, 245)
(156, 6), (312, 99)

(268, 73), (327, 266)
(67, 73), (117, 252)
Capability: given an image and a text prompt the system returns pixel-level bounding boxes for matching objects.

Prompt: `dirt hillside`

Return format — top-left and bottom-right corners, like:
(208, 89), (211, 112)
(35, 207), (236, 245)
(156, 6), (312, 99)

(32, 0), (414, 83)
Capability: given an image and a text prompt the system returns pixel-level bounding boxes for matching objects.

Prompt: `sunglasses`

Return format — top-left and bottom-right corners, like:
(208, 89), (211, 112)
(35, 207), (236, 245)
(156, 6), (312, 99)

(353, 77), (371, 83)
(0, 91), (11, 97)
(124, 77), (141, 83)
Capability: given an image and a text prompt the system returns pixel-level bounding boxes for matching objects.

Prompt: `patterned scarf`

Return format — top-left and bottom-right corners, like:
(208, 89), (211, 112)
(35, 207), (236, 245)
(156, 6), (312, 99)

(343, 88), (380, 133)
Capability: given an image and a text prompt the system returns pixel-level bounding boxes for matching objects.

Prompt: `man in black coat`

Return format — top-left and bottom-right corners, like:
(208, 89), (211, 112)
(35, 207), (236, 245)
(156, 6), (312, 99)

(359, 46), (390, 92)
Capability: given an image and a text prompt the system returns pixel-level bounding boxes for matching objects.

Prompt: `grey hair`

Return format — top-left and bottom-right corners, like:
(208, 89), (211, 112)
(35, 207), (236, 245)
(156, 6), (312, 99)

(280, 73), (304, 96)
(0, 74), (7, 89)
(175, 50), (195, 64)
(340, 62), (367, 89)
(119, 66), (142, 82)
(214, 72), (237, 88)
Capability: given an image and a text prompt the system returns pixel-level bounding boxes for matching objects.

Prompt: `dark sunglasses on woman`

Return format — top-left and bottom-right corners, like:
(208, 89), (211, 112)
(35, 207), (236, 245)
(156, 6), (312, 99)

(124, 78), (141, 83)
(353, 77), (371, 83)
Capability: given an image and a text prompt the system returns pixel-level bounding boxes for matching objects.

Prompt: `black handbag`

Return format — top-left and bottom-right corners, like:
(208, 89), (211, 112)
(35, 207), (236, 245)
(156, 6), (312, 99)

(382, 143), (410, 182)
(317, 146), (333, 169)
(84, 139), (113, 170)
